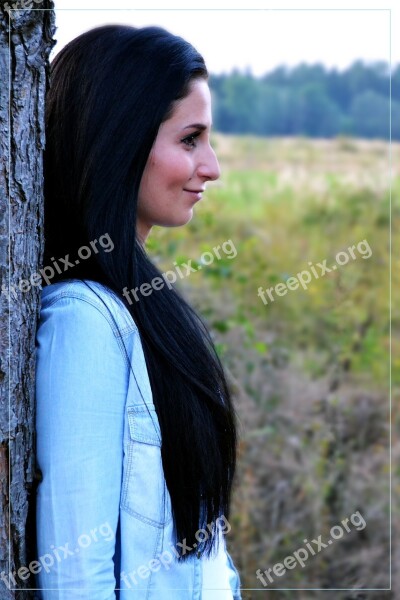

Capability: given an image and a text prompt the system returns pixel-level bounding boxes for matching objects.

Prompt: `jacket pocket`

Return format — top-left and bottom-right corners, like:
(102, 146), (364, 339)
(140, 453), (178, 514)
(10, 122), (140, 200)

(120, 404), (173, 527)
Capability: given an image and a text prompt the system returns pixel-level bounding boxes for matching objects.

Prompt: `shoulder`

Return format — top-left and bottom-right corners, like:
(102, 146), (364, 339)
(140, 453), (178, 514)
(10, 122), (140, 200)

(38, 278), (137, 340)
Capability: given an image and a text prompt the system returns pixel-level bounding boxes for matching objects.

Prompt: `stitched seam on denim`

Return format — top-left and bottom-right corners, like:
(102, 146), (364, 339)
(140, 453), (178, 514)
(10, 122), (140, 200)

(194, 558), (201, 600)
(41, 292), (136, 372)
(121, 427), (133, 513)
(114, 334), (136, 371)
(121, 429), (171, 527)
(43, 291), (135, 337)
(145, 525), (164, 600)
(128, 405), (157, 412)
(121, 417), (171, 527)
(120, 501), (172, 527)
(129, 433), (159, 445)
(41, 286), (137, 338)
(76, 281), (139, 335)
(127, 407), (160, 445)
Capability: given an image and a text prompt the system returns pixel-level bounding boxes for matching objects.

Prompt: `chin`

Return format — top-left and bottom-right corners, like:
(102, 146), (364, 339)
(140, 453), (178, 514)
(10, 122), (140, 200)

(162, 212), (194, 228)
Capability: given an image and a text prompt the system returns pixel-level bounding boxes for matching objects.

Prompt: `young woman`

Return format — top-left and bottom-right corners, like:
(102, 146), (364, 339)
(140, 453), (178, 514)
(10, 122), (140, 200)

(34, 24), (242, 599)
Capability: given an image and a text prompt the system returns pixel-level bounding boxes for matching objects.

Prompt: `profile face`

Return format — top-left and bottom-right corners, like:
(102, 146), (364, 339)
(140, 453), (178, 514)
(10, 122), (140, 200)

(137, 78), (221, 241)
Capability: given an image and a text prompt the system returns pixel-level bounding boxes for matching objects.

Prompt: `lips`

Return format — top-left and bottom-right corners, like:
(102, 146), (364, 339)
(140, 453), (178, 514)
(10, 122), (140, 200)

(183, 189), (204, 201)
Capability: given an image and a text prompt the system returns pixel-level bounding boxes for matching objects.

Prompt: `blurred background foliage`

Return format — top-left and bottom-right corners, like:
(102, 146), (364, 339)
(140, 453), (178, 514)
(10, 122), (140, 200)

(146, 72), (397, 598)
(209, 60), (398, 140)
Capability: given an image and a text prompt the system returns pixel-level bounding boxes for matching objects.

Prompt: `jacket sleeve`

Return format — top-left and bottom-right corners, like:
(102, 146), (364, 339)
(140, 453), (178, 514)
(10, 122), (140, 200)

(225, 549), (242, 600)
(35, 295), (130, 599)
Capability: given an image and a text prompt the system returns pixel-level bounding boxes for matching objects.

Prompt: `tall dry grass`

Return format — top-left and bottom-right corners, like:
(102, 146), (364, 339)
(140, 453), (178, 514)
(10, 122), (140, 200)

(149, 134), (399, 599)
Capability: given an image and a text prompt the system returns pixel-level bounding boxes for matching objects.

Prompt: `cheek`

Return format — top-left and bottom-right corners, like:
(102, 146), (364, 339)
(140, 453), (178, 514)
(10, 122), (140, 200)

(139, 145), (194, 214)
(155, 151), (192, 190)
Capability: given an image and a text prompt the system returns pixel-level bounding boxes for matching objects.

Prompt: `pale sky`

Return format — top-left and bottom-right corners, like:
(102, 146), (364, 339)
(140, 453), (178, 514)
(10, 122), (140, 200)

(51, 0), (395, 76)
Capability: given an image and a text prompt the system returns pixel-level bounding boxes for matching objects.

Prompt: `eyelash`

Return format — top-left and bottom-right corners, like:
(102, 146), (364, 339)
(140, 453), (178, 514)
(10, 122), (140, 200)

(181, 132), (201, 148)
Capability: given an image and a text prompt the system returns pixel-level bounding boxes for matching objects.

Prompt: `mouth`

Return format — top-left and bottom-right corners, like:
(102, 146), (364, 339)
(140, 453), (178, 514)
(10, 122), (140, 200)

(183, 189), (204, 200)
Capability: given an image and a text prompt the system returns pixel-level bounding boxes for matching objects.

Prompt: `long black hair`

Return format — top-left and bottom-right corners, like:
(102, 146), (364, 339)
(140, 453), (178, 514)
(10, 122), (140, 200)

(43, 24), (238, 560)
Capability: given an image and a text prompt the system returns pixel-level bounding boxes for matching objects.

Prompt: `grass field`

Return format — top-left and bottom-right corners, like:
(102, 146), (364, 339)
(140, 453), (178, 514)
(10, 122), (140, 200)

(148, 134), (399, 599)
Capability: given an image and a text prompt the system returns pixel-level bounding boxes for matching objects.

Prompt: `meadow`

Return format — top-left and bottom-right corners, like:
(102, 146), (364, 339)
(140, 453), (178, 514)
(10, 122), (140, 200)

(148, 135), (399, 599)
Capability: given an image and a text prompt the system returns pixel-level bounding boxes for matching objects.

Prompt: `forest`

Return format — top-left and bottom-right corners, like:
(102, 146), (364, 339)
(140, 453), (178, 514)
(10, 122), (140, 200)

(209, 61), (398, 139)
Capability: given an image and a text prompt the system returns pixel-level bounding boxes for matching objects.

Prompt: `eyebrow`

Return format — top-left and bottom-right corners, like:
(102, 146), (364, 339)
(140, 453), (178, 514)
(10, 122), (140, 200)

(182, 123), (209, 131)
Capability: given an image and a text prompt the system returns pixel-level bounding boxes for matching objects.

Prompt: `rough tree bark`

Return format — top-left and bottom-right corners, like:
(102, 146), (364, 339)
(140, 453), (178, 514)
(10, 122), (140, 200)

(0, 3), (55, 598)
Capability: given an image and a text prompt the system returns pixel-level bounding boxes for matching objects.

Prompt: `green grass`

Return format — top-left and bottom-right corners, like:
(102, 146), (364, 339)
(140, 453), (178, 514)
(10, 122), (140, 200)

(147, 135), (398, 596)
(149, 134), (398, 388)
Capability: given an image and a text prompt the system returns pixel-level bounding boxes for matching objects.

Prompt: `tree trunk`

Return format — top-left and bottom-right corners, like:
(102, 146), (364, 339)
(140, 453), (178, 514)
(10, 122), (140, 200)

(0, 3), (55, 598)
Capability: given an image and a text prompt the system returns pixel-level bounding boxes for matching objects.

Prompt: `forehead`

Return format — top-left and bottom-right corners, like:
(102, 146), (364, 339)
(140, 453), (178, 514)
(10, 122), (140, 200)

(165, 79), (212, 126)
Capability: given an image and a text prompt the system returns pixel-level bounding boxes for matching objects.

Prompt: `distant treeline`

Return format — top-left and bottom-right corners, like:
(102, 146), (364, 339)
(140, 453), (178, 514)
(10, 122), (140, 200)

(209, 61), (399, 140)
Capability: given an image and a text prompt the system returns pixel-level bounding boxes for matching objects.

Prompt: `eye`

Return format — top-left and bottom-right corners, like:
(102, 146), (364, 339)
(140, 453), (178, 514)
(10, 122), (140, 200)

(181, 132), (201, 148)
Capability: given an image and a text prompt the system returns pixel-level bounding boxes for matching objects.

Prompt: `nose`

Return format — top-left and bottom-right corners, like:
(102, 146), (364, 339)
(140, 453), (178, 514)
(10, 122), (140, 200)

(197, 143), (221, 182)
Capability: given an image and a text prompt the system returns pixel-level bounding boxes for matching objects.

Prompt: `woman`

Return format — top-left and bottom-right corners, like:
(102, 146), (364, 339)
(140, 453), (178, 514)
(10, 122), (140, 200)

(35, 24), (241, 599)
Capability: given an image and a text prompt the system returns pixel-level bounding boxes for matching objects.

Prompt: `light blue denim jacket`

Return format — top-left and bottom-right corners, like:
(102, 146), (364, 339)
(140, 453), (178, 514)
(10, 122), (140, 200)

(35, 279), (242, 599)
